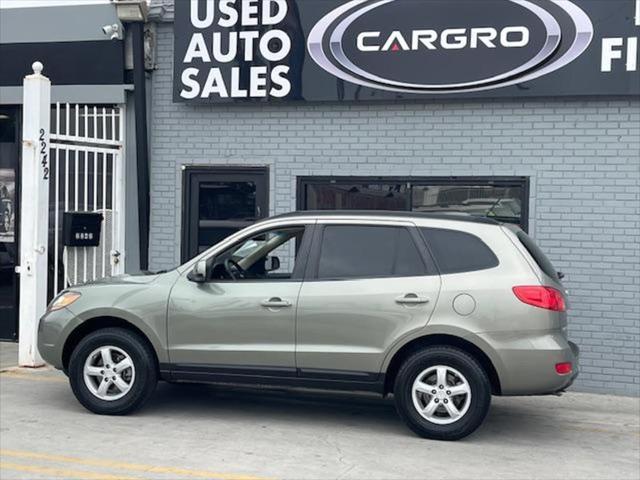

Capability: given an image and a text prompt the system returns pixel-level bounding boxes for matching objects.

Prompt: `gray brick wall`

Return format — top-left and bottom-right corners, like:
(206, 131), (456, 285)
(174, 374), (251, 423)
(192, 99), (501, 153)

(149, 23), (640, 396)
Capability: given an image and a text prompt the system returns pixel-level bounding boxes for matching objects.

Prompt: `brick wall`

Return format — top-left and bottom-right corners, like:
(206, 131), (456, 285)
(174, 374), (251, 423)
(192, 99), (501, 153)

(149, 23), (640, 396)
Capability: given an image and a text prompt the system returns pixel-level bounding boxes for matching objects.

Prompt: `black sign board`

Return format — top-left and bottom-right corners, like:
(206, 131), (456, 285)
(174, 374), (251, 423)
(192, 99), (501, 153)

(173, 0), (640, 103)
(63, 212), (103, 247)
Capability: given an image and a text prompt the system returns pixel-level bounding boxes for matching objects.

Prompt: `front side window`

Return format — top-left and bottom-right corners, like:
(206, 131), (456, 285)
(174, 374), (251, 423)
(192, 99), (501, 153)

(317, 225), (425, 279)
(210, 227), (306, 281)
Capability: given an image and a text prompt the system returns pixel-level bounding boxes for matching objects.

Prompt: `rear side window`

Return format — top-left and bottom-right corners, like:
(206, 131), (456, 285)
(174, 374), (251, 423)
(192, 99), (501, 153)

(515, 230), (559, 281)
(420, 228), (498, 274)
(317, 225), (425, 279)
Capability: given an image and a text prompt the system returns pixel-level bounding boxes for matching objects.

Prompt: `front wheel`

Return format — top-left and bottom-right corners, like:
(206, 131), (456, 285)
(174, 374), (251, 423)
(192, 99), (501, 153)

(394, 346), (491, 440)
(68, 328), (158, 415)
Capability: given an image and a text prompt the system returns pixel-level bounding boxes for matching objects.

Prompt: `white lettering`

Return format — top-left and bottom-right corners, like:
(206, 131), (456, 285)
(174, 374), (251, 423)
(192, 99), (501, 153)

(260, 30), (291, 62)
(626, 37), (638, 71)
(250, 66), (268, 97)
(239, 31), (260, 61)
(190, 0), (214, 29)
(470, 27), (497, 48)
(184, 33), (211, 63)
(270, 65), (291, 98)
(230, 68), (248, 97)
(201, 68), (229, 98)
(358, 26), (529, 52)
(412, 30), (437, 50)
(180, 68), (201, 99)
(382, 31), (410, 51)
(263, 0), (288, 25)
(500, 26), (529, 47)
(602, 37), (624, 72)
(212, 31), (237, 62)
(241, 0), (260, 26)
(441, 28), (467, 49)
(218, 0), (238, 28)
(357, 32), (380, 52)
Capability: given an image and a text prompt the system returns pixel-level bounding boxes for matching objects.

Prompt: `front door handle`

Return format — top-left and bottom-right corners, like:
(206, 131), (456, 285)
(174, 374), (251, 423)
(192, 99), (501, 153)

(395, 293), (430, 305)
(261, 297), (292, 308)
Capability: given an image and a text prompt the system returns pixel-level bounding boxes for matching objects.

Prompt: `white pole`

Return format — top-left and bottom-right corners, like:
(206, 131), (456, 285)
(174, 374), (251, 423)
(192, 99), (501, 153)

(18, 62), (51, 367)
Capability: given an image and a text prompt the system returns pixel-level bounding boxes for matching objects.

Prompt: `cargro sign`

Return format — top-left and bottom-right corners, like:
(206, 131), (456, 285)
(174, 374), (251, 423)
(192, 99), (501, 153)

(173, 0), (640, 103)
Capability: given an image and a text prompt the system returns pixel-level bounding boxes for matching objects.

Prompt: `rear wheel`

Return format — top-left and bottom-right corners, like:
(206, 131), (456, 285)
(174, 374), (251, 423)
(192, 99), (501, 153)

(68, 328), (157, 415)
(394, 346), (491, 440)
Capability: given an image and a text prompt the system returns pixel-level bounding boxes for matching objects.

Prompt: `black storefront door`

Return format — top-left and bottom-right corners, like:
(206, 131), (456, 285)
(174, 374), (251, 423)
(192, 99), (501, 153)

(182, 167), (269, 263)
(0, 107), (20, 341)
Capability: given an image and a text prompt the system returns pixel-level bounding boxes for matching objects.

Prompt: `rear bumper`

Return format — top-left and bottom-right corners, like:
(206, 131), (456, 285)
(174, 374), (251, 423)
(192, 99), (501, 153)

(478, 331), (579, 396)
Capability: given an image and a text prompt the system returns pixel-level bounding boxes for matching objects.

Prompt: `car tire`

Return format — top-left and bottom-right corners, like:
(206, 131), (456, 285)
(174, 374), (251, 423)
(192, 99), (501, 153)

(394, 346), (491, 441)
(68, 327), (158, 415)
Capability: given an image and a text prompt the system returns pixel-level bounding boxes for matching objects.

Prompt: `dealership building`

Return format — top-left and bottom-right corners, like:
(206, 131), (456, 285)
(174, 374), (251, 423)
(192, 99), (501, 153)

(0, 0), (638, 396)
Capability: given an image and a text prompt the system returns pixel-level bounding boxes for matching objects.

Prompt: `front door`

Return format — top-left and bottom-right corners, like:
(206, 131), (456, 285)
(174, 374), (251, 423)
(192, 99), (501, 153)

(296, 222), (442, 378)
(182, 167), (268, 263)
(168, 222), (313, 375)
(0, 107), (19, 341)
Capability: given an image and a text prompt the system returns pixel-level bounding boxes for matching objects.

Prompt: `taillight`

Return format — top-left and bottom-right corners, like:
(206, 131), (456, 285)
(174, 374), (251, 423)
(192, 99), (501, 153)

(513, 286), (566, 312)
(555, 362), (573, 375)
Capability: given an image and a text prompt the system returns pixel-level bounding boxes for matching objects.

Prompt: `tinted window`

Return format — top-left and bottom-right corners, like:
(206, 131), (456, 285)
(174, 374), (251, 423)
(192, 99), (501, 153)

(317, 226), (425, 279)
(412, 184), (524, 227)
(515, 230), (559, 281)
(305, 183), (407, 211)
(420, 228), (498, 274)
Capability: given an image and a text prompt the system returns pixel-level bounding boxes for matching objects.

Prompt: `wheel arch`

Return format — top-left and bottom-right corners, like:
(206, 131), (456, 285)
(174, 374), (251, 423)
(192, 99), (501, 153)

(383, 334), (502, 396)
(62, 316), (160, 372)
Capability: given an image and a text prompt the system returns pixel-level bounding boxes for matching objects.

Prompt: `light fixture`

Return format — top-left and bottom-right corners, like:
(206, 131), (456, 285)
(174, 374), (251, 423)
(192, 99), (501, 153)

(115, 0), (148, 22)
(102, 24), (122, 40)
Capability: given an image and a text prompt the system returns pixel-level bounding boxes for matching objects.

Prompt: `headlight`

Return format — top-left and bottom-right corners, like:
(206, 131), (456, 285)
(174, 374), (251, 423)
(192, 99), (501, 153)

(48, 291), (81, 312)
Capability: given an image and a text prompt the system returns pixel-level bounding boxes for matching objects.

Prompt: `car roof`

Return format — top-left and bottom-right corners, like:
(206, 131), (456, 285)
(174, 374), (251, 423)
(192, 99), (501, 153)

(268, 210), (501, 226)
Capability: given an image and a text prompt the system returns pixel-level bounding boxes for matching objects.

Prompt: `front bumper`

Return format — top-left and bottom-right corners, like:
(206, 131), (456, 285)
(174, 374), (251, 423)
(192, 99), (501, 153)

(478, 331), (580, 396)
(37, 307), (79, 369)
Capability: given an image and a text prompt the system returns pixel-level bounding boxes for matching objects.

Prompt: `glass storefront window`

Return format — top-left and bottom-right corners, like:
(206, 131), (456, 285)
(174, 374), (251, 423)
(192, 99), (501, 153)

(411, 185), (523, 226)
(300, 177), (528, 230)
(304, 183), (408, 211)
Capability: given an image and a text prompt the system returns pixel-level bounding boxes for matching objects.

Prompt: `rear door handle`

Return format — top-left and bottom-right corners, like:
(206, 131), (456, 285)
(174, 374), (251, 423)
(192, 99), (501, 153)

(395, 294), (430, 305)
(261, 297), (292, 308)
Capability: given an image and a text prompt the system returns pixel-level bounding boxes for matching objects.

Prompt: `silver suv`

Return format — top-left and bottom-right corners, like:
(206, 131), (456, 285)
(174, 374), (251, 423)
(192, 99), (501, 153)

(38, 211), (579, 440)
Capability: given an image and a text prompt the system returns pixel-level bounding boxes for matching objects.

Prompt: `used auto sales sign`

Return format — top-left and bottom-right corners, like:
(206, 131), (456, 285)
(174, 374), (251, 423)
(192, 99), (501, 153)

(173, 0), (640, 103)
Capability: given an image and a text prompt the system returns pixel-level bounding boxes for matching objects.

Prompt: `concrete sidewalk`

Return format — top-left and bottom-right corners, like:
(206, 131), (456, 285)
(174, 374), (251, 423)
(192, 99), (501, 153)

(0, 341), (17, 370)
(0, 365), (638, 480)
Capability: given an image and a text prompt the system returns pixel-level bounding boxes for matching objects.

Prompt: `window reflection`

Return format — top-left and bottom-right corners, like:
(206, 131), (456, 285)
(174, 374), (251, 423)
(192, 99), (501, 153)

(412, 185), (522, 225)
(305, 183), (407, 210)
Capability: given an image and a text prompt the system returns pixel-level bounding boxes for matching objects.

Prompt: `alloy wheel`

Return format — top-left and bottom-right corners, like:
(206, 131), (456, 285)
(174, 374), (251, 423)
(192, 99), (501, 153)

(83, 346), (136, 401)
(411, 365), (472, 425)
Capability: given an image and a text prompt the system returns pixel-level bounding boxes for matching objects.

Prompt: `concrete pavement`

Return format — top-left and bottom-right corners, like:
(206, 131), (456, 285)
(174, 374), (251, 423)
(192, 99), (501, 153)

(0, 341), (17, 370)
(0, 364), (638, 480)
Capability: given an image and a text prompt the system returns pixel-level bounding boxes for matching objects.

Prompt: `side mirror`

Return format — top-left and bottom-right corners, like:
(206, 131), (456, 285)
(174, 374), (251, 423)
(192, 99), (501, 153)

(187, 259), (208, 283)
(265, 256), (280, 272)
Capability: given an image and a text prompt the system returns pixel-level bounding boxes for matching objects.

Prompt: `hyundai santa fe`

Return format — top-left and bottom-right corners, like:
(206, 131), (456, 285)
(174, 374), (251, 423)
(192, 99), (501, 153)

(38, 211), (579, 440)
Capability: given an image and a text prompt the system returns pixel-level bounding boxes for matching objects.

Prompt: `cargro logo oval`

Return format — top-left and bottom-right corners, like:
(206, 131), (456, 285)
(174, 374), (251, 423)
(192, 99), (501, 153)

(308, 0), (594, 94)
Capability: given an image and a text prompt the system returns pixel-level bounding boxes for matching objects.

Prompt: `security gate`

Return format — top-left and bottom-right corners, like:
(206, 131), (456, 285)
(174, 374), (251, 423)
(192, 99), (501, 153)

(49, 103), (125, 294)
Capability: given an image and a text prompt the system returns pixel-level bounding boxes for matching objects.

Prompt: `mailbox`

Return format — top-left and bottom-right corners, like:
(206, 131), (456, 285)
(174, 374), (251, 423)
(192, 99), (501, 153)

(63, 212), (103, 247)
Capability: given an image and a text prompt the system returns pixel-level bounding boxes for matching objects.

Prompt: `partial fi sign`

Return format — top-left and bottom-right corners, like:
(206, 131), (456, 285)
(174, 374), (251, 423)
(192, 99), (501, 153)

(173, 0), (640, 103)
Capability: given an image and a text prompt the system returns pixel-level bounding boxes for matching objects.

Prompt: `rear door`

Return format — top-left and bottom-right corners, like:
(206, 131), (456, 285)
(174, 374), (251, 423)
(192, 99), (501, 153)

(295, 221), (441, 379)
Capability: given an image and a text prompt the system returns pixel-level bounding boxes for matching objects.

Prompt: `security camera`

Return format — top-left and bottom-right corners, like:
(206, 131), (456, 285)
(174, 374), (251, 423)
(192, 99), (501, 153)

(102, 24), (121, 40)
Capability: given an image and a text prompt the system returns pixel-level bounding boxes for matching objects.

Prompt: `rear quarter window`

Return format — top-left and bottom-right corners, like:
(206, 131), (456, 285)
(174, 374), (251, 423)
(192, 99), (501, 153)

(420, 227), (499, 274)
(514, 230), (559, 281)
